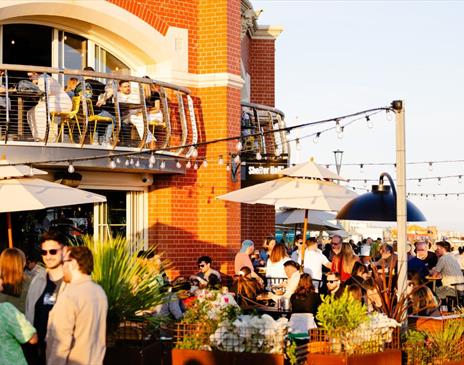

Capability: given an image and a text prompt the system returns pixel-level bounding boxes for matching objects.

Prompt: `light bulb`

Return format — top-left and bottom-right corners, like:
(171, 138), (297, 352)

(202, 159), (208, 168)
(149, 153), (156, 165)
(186, 160), (192, 169)
(176, 160), (182, 169)
(363, 179), (367, 188)
(130, 158), (134, 165)
(226, 163), (231, 171)
(337, 126), (344, 139)
(335, 120), (342, 134)
(236, 140), (243, 152)
(256, 151), (262, 161)
(191, 147), (198, 159)
(68, 164), (75, 173)
(194, 162), (198, 170)
(218, 155), (224, 165)
(233, 155), (241, 164)
(116, 157), (121, 164)
(428, 162), (433, 172)
(313, 132), (321, 144)
(295, 139), (301, 151)
(459, 175), (462, 184)
(125, 159), (130, 166)
(437, 177), (441, 186)
(360, 164), (364, 174)
(135, 159), (140, 168)
(417, 179), (422, 187)
(366, 115), (373, 129)
(160, 160), (166, 169)
(109, 159), (116, 169)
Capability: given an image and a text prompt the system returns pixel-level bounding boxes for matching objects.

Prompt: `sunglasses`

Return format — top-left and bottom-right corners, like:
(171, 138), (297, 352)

(40, 249), (60, 256)
(198, 264), (206, 268)
(327, 280), (339, 284)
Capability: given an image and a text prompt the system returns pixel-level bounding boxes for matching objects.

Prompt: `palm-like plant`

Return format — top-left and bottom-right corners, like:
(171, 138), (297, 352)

(82, 235), (169, 334)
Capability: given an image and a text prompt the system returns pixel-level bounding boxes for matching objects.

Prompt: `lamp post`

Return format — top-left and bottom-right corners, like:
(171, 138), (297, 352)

(333, 150), (344, 176)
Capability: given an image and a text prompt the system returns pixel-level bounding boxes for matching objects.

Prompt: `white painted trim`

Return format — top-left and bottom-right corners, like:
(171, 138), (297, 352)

(252, 25), (284, 40)
(160, 71), (245, 89)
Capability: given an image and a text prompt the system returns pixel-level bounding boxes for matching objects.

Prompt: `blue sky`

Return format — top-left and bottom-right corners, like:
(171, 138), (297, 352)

(252, 0), (464, 232)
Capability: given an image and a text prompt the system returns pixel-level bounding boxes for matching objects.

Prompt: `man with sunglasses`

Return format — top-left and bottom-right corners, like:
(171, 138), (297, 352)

(190, 256), (221, 288)
(25, 230), (68, 365)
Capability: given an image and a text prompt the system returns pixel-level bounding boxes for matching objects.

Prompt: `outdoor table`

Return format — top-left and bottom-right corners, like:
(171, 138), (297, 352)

(426, 276), (441, 292)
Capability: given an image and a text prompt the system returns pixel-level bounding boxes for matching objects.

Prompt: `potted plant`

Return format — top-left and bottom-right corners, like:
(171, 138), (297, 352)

(309, 290), (402, 365)
(82, 236), (170, 365)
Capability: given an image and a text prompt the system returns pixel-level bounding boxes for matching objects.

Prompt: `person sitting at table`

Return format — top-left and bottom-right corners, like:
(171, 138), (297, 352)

(266, 243), (290, 281)
(259, 235), (276, 265)
(269, 260), (300, 303)
(64, 77), (78, 98)
(234, 240), (264, 285)
(331, 242), (359, 282)
(415, 241), (438, 273)
(27, 73), (72, 142)
(375, 244), (397, 274)
(345, 261), (369, 287)
(232, 266), (263, 303)
(290, 273), (321, 314)
(189, 256), (221, 288)
(115, 80), (141, 146)
(347, 284), (363, 303)
(407, 271), (440, 316)
(325, 272), (343, 298)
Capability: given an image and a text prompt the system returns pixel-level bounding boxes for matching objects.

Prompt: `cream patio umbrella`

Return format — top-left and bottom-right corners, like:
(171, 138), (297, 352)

(217, 158), (357, 268)
(275, 209), (343, 231)
(0, 160), (106, 247)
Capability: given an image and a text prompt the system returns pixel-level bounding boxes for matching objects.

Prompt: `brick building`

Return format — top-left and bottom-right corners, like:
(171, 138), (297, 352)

(0, 0), (287, 276)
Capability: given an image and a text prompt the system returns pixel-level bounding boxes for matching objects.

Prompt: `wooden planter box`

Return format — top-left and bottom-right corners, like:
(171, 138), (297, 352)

(308, 350), (402, 365)
(171, 348), (285, 365)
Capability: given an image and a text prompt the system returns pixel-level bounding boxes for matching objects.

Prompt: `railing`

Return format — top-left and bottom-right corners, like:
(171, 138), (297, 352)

(0, 64), (196, 154)
(240, 101), (289, 163)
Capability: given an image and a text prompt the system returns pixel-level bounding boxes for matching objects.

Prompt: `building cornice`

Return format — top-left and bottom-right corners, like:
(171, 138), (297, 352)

(252, 25), (284, 40)
(158, 71), (245, 90)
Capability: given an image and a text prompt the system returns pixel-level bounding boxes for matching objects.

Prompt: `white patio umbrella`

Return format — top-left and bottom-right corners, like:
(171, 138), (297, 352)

(217, 158), (357, 268)
(0, 160), (106, 247)
(276, 209), (342, 231)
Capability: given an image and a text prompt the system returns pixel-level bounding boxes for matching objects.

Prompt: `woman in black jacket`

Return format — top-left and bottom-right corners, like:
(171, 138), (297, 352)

(290, 273), (321, 314)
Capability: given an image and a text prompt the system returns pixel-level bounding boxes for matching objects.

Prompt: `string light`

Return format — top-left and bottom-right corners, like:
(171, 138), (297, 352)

(149, 161), (154, 169)
(236, 140), (243, 152)
(68, 163), (75, 173)
(337, 126), (344, 139)
(256, 151), (262, 161)
(428, 162), (433, 172)
(160, 160), (166, 169)
(191, 147), (198, 159)
(176, 160), (182, 169)
(313, 132), (321, 144)
(130, 158), (134, 166)
(125, 159), (130, 167)
(226, 163), (231, 172)
(335, 120), (342, 134)
(109, 159), (116, 169)
(233, 155), (241, 164)
(459, 175), (462, 184)
(186, 160), (192, 169)
(149, 153), (156, 165)
(295, 139), (301, 151)
(366, 115), (373, 129)
(437, 177), (441, 186)
(135, 159), (140, 168)
(417, 179), (422, 187)
(202, 159), (208, 168)
(116, 157), (121, 164)
(218, 155), (224, 165)
(360, 164), (364, 174)
(193, 161), (199, 170)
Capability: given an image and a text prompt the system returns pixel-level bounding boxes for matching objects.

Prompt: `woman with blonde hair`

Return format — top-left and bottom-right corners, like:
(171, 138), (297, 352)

(265, 242), (290, 279)
(0, 248), (31, 313)
(331, 242), (359, 282)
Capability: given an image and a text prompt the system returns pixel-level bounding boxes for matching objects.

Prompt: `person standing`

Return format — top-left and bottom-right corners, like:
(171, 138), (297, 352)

(299, 238), (331, 287)
(25, 231), (68, 365)
(46, 246), (108, 365)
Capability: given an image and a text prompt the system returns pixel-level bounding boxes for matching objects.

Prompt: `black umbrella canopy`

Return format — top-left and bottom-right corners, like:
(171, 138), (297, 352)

(336, 175), (426, 222)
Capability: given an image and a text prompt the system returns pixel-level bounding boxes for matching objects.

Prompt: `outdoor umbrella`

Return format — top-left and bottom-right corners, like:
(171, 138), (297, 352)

(217, 159), (357, 268)
(275, 209), (342, 231)
(0, 160), (106, 247)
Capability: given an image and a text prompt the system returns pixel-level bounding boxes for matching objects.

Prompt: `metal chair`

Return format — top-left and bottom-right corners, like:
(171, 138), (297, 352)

(85, 99), (114, 146)
(52, 95), (81, 143)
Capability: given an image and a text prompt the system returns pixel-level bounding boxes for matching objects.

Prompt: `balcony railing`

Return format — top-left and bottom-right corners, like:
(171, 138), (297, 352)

(0, 64), (197, 156)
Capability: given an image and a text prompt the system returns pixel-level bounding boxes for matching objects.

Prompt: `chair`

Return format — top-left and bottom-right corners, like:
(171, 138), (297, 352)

(146, 108), (165, 149)
(52, 96), (81, 143)
(85, 99), (114, 145)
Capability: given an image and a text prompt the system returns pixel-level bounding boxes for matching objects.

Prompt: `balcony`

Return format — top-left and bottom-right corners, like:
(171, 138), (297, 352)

(0, 64), (197, 173)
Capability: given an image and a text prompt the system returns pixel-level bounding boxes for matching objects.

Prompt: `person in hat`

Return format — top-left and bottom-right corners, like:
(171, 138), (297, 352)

(234, 240), (264, 285)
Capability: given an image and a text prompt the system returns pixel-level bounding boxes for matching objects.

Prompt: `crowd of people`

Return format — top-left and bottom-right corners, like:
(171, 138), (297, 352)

(0, 231), (107, 365)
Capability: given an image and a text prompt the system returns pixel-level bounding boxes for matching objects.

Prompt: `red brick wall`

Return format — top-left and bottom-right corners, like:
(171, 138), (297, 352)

(249, 38), (276, 106)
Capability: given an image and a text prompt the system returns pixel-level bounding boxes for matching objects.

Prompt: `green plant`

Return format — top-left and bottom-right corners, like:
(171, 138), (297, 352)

(316, 290), (368, 336)
(82, 235), (169, 335)
(285, 339), (297, 365)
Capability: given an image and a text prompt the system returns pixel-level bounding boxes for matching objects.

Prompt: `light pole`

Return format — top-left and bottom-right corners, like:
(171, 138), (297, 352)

(333, 150), (344, 176)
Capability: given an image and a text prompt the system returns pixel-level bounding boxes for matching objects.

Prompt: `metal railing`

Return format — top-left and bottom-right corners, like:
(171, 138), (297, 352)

(0, 64), (196, 154)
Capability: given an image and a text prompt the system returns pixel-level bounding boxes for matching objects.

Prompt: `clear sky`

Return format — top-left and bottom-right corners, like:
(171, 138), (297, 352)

(252, 0), (464, 232)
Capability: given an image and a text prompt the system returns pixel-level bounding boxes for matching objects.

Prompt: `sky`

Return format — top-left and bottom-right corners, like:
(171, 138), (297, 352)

(252, 0), (464, 232)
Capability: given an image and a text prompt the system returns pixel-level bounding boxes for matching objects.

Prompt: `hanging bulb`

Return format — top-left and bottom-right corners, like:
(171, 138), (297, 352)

(417, 179), (422, 187)
(191, 147), (198, 159)
(160, 160), (166, 169)
(218, 155), (224, 165)
(366, 115), (373, 129)
(176, 160), (182, 169)
(130, 158), (134, 166)
(313, 132), (321, 144)
(135, 159), (140, 168)
(68, 163), (75, 173)
(149, 162), (154, 169)
(337, 126), (344, 139)
(109, 159), (116, 169)
(125, 159), (130, 167)
(202, 159), (208, 168)
(236, 140), (243, 152)
(295, 139), (301, 151)
(149, 153), (156, 165)
(360, 164), (364, 174)
(233, 155), (241, 164)
(186, 160), (192, 169)
(335, 120), (342, 134)
(256, 151), (262, 161)
(457, 194), (460, 199)
(444, 193), (448, 200)
(437, 177), (441, 186)
(428, 162), (433, 172)
(116, 157), (121, 164)
(226, 163), (231, 171)
(363, 179), (367, 188)
(193, 161), (199, 170)
(459, 175), (462, 184)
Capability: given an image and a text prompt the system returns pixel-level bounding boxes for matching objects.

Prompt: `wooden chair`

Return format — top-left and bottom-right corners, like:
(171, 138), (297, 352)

(52, 96), (81, 143)
(85, 99), (114, 145)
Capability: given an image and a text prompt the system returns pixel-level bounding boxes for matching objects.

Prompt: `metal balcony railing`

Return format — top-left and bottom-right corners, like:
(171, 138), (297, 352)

(0, 64), (197, 155)
(240, 101), (289, 163)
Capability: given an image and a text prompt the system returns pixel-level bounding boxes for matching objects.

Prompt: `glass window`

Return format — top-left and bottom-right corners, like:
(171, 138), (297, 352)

(95, 45), (129, 74)
(63, 32), (87, 70)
